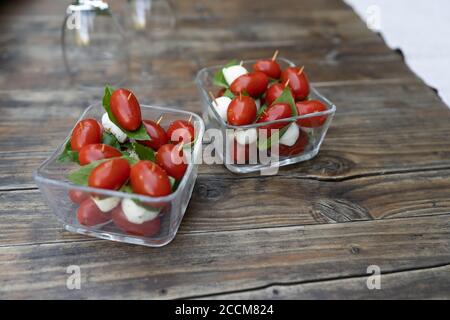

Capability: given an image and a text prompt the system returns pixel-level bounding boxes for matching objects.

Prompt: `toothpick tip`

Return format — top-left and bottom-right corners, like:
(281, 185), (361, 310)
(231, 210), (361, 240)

(271, 50), (279, 61)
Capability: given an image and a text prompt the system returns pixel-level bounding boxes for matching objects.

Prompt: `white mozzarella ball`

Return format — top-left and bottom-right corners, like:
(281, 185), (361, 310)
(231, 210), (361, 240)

(235, 128), (258, 145)
(223, 65), (248, 86)
(121, 198), (160, 224)
(279, 123), (300, 147)
(211, 96), (232, 121)
(101, 113), (127, 143)
(92, 196), (120, 212)
(255, 99), (261, 110)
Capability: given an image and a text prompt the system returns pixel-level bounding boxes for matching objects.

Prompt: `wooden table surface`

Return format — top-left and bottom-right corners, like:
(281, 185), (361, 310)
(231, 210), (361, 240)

(1, 0), (450, 299)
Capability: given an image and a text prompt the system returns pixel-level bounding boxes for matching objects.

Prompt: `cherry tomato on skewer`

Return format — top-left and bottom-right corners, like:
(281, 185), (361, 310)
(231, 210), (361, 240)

(110, 88), (142, 131)
(68, 190), (89, 204)
(265, 82), (294, 106)
(156, 144), (187, 180)
(166, 120), (195, 144)
(257, 102), (292, 136)
(112, 205), (161, 237)
(77, 197), (111, 227)
(230, 71), (269, 97)
(130, 160), (172, 197)
(88, 158), (130, 190)
(231, 139), (255, 164)
(281, 67), (310, 101)
(70, 119), (102, 152)
(253, 59), (281, 79)
(139, 119), (169, 150)
(78, 143), (122, 165)
(227, 95), (257, 126)
(273, 130), (309, 157)
(295, 100), (328, 127)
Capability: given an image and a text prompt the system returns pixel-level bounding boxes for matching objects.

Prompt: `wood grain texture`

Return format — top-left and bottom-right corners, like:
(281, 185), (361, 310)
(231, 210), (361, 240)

(0, 214), (449, 299)
(1, 80), (450, 190)
(1, 169), (450, 246)
(204, 264), (450, 300)
(1, 0), (450, 299)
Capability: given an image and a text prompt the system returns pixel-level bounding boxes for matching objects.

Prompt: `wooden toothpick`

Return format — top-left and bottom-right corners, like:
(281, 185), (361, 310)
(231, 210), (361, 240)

(188, 115), (193, 123)
(297, 66), (305, 76)
(284, 79), (290, 87)
(239, 60), (244, 66)
(156, 115), (163, 125)
(271, 50), (279, 61)
(208, 91), (217, 106)
(127, 92), (133, 101)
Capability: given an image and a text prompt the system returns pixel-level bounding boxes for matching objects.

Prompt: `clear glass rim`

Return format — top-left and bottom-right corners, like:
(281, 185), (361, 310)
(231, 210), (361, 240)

(195, 57), (337, 130)
(33, 103), (205, 204)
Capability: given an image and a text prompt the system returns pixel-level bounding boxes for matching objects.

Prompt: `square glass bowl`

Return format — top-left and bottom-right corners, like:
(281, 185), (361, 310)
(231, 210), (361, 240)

(195, 58), (336, 174)
(34, 103), (204, 247)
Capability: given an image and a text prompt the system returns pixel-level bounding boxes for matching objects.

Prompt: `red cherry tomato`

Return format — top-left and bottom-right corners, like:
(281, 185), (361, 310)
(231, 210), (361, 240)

(227, 95), (257, 126)
(216, 88), (226, 98)
(130, 161), (172, 197)
(230, 72), (269, 97)
(253, 59), (281, 79)
(257, 103), (292, 136)
(139, 119), (169, 150)
(156, 144), (187, 180)
(77, 198), (110, 226)
(88, 158), (130, 190)
(273, 130), (309, 157)
(265, 83), (294, 106)
(69, 190), (89, 204)
(295, 100), (328, 127)
(112, 206), (161, 237)
(70, 119), (102, 152)
(78, 143), (122, 165)
(166, 120), (195, 144)
(231, 139), (252, 164)
(281, 67), (310, 101)
(110, 88), (142, 131)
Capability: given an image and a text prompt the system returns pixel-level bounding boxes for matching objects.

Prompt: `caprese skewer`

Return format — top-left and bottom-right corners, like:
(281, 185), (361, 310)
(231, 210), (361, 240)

(60, 86), (196, 236)
(211, 51), (329, 162)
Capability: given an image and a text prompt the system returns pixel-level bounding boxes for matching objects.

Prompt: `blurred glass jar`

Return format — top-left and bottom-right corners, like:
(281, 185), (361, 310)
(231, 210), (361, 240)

(62, 0), (129, 88)
(122, 0), (176, 39)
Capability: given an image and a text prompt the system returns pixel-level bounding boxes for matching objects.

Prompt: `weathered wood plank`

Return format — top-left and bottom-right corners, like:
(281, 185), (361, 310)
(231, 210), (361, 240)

(0, 214), (449, 299)
(0, 36), (410, 91)
(1, 0), (348, 18)
(2, 169), (450, 245)
(1, 80), (449, 191)
(204, 264), (450, 299)
(1, 0), (449, 300)
(0, 0), (412, 91)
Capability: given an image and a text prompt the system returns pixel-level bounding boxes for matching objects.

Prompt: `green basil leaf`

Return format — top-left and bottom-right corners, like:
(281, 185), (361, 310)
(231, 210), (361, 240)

(67, 156), (135, 186)
(258, 125), (291, 151)
(121, 153), (139, 165)
(102, 85), (151, 141)
(169, 175), (180, 192)
(272, 86), (298, 116)
(213, 59), (238, 88)
(131, 142), (155, 162)
(222, 89), (235, 99)
(256, 103), (268, 120)
(67, 159), (107, 186)
(57, 140), (79, 163)
(102, 131), (121, 150)
(120, 184), (133, 193)
(103, 85), (114, 110)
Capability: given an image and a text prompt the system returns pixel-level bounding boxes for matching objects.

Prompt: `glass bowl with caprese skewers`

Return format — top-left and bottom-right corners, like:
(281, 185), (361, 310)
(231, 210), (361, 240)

(195, 51), (336, 174)
(34, 86), (204, 247)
